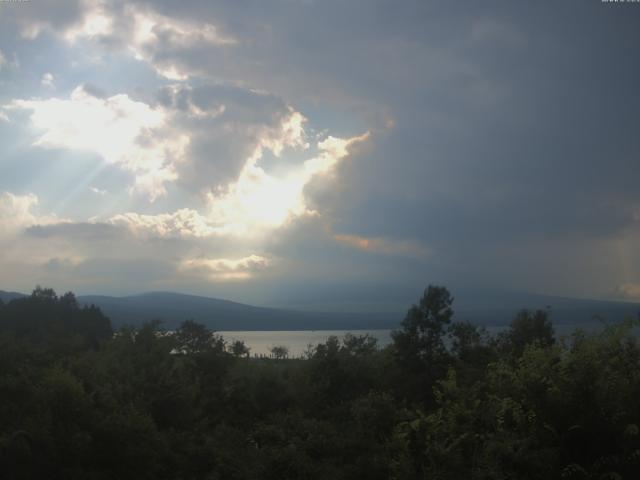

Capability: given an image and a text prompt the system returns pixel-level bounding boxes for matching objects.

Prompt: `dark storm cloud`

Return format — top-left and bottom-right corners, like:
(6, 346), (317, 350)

(293, 1), (640, 246)
(136, 0), (640, 300)
(132, 0), (640, 248)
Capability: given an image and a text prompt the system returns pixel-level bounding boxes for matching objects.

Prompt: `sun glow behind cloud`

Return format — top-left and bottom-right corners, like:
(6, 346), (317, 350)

(205, 131), (369, 236)
(179, 254), (273, 281)
(4, 76), (371, 254)
(103, 130), (370, 240)
(0, 0), (404, 289)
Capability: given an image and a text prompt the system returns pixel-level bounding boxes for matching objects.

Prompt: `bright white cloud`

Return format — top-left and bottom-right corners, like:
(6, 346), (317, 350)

(63, 2), (114, 42)
(0, 192), (60, 232)
(253, 109), (309, 159)
(0, 192), (40, 231)
(7, 86), (189, 201)
(180, 254), (272, 281)
(105, 208), (214, 238)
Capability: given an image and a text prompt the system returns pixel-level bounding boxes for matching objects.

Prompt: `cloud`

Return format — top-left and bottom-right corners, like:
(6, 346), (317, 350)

(12, 0), (143, 47)
(41, 72), (54, 87)
(332, 233), (430, 259)
(96, 130), (368, 240)
(0, 211), (193, 293)
(105, 208), (214, 239)
(0, 191), (60, 231)
(122, 4), (236, 80)
(157, 83), (299, 190)
(6, 81), (309, 206)
(180, 254), (272, 281)
(3, 0), (637, 305)
(26, 222), (120, 241)
(205, 131), (369, 235)
(615, 283), (640, 301)
(0, 193), (84, 286)
(16, 0), (236, 81)
(62, 1), (115, 42)
(0, 49), (6, 70)
(6, 85), (189, 201)
(3, 71), (370, 278)
(5, 209), (277, 289)
(89, 186), (107, 195)
(13, 0), (88, 40)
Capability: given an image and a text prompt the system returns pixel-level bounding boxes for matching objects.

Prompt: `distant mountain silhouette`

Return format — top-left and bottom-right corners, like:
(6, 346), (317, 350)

(76, 292), (395, 330)
(1, 289), (638, 330)
(453, 290), (640, 327)
(0, 290), (26, 303)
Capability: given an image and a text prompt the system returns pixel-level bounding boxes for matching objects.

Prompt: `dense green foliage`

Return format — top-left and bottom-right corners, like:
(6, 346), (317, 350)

(1, 286), (639, 479)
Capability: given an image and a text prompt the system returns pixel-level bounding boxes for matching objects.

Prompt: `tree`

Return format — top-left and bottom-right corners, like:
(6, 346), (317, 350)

(499, 308), (555, 356)
(342, 333), (378, 356)
(392, 285), (454, 403)
(393, 285), (454, 364)
(30, 285), (57, 302)
(0, 287), (111, 349)
(59, 291), (79, 310)
(230, 339), (250, 358)
(269, 345), (289, 360)
(173, 319), (225, 355)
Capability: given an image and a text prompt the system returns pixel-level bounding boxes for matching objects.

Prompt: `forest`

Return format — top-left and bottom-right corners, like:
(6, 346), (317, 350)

(1, 286), (639, 479)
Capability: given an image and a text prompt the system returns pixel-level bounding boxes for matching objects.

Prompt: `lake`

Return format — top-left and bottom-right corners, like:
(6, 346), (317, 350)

(219, 322), (609, 357)
(220, 329), (394, 357)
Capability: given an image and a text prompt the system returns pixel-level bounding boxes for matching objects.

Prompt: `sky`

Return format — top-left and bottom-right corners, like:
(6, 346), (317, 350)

(0, 0), (639, 312)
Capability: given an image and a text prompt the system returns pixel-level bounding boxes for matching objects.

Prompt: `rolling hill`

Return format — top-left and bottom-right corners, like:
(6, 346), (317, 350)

(2, 289), (639, 331)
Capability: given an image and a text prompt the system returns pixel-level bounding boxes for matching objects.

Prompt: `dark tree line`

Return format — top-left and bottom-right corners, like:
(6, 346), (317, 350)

(1, 286), (639, 479)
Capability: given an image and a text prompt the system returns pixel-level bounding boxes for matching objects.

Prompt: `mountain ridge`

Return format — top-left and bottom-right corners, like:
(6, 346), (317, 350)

(2, 289), (639, 331)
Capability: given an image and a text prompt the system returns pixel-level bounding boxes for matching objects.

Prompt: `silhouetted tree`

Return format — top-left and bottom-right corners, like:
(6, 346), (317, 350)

(174, 319), (225, 355)
(269, 345), (289, 360)
(499, 308), (555, 356)
(392, 285), (454, 403)
(230, 339), (250, 358)
(2, 285), (639, 479)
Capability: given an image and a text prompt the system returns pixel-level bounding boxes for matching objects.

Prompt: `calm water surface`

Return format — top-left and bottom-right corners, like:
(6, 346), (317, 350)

(220, 329), (393, 357)
(219, 323), (606, 357)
